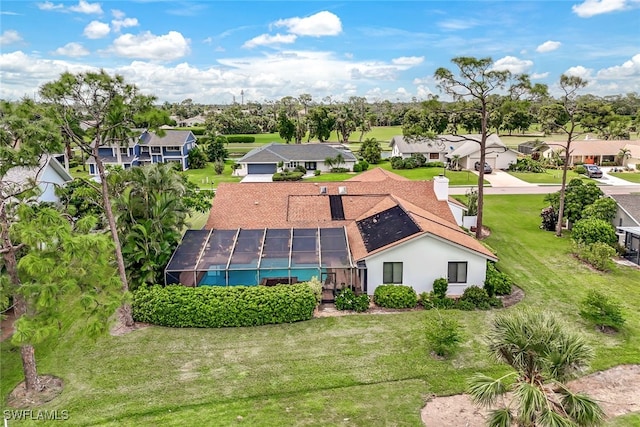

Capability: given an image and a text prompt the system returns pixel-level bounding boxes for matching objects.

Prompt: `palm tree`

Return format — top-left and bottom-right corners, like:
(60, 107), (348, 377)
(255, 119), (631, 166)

(467, 309), (604, 427)
(617, 147), (631, 167)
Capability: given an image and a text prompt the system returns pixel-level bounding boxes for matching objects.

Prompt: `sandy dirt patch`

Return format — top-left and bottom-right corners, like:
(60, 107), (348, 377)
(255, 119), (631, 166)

(421, 364), (640, 426)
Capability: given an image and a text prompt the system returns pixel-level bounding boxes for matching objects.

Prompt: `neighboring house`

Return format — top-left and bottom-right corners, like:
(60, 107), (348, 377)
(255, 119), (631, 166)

(610, 194), (640, 265)
(234, 143), (358, 176)
(542, 139), (640, 166)
(389, 134), (518, 170)
(170, 114), (206, 127)
(165, 168), (496, 299)
(87, 130), (197, 175)
(2, 155), (73, 203)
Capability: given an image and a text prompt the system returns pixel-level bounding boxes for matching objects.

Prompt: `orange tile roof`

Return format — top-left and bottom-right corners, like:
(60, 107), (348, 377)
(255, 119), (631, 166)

(206, 168), (495, 261)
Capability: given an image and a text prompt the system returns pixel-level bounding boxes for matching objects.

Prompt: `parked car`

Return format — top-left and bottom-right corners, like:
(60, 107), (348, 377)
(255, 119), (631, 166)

(474, 161), (493, 174)
(584, 164), (603, 178)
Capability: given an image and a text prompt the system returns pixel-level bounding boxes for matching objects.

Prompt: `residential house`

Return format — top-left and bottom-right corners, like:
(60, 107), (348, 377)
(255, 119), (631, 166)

(2, 155), (73, 203)
(389, 134), (518, 170)
(234, 142), (357, 176)
(610, 194), (640, 265)
(165, 168), (496, 299)
(542, 139), (640, 166)
(87, 129), (197, 175)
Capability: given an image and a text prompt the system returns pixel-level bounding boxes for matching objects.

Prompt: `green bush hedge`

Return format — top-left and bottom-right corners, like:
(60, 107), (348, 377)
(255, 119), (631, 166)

(484, 262), (513, 296)
(373, 285), (417, 309)
(226, 136), (256, 143)
(132, 284), (316, 328)
(334, 288), (370, 312)
(272, 171), (304, 181)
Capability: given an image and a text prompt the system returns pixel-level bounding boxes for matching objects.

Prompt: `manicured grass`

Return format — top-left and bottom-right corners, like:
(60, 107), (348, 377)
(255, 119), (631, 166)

(507, 169), (592, 184)
(181, 160), (241, 189)
(609, 172), (640, 183)
(69, 166), (91, 180)
(305, 172), (356, 182)
(2, 195), (639, 425)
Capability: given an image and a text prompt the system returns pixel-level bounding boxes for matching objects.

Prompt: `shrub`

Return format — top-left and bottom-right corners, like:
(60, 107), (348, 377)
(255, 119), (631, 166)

(272, 171), (304, 181)
(540, 206), (558, 231)
(424, 161), (445, 168)
(418, 292), (433, 309)
(573, 242), (616, 271)
(488, 296), (503, 308)
(411, 153), (426, 167)
(306, 276), (323, 305)
(187, 146), (208, 169)
(572, 218), (617, 247)
(132, 284), (316, 328)
(432, 278), (448, 299)
(390, 156), (405, 169)
(456, 300), (476, 311)
(334, 288), (370, 312)
(331, 167), (349, 173)
(358, 160), (369, 171)
(508, 157), (545, 173)
(353, 163), (362, 173)
(402, 158), (417, 169)
(294, 165), (307, 174)
(574, 165), (587, 175)
(460, 286), (491, 308)
(425, 310), (463, 357)
(580, 290), (625, 331)
(484, 262), (513, 296)
(226, 136), (255, 143)
(213, 161), (225, 175)
(373, 284), (418, 309)
(432, 297), (456, 309)
(314, 169), (321, 176)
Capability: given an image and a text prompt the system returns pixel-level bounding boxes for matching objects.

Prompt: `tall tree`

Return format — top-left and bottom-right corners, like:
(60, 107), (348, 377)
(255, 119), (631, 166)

(434, 57), (513, 239)
(1, 99), (63, 393)
(468, 309), (603, 427)
(307, 106), (335, 142)
(538, 74), (588, 237)
(40, 71), (156, 327)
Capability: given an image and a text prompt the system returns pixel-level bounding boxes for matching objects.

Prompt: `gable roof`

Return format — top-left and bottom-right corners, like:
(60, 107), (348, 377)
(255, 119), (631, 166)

(2, 155), (72, 198)
(238, 142), (357, 163)
(610, 194), (640, 225)
(139, 129), (195, 146)
(546, 139), (640, 156)
(206, 168), (495, 261)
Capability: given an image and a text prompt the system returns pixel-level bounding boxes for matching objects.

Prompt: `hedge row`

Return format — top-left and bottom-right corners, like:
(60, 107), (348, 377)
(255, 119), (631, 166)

(226, 136), (255, 143)
(373, 284), (418, 308)
(273, 171), (304, 181)
(132, 284), (316, 328)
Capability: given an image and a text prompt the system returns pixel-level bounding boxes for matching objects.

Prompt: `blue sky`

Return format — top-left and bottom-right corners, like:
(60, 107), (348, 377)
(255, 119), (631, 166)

(1, 0), (639, 104)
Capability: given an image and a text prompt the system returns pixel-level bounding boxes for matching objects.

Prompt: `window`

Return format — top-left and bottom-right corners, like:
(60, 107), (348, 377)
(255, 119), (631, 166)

(429, 153), (440, 160)
(383, 262), (403, 284)
(305, 162), (317, 170)
(165, 146), (181, 152)
(448, 262), (467, 283)
(151, 147), (161, 154)
(287, 161), (299, 168)
(119, 147), (129, 155)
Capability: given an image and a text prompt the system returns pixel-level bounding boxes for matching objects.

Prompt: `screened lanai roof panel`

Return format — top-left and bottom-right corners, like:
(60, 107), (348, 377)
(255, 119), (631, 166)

(165, 229), (210, 271)
(260, 228), (291, 268)
(196, 229), (238, 270)
(291, 228), (319, 266)
(229, 229), (265, 269)
(320, 228), (351, 267)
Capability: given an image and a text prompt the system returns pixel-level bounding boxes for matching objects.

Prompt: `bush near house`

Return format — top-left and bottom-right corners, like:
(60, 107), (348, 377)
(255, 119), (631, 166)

(580, 289), (626, 331)
(571, 218), (617, 247)
(484, 262), (513, 296)
(373, 285), (418, 309)
(334, 288), (370, 312)
(132, 284), (316, 328)
(573, 242), (616, 272)
(424, 310), (463, 358)
(272, 171), (304, 181)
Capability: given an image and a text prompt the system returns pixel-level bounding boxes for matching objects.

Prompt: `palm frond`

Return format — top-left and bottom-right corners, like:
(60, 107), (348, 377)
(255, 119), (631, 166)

(487, 408), (513, 427)
(559, 389), (604, 426)
(467, 373), (510, 407)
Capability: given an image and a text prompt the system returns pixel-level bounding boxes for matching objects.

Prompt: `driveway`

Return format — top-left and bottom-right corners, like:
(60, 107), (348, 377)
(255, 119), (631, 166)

(593, 167), (640, 186)
(471, 170), (536, 187)
(240, 174), (273, 183)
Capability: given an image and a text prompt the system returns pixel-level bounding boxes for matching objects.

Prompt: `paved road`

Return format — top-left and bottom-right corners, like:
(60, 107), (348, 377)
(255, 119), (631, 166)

(450, 185), (640, 196)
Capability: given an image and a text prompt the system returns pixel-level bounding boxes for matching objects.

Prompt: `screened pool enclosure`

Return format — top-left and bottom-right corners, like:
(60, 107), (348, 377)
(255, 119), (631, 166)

(165, 227), (357, 289)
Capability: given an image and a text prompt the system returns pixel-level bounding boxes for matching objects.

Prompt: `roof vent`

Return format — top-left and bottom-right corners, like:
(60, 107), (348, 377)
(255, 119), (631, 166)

(319, 186), (327, 194)
(338, 186), (347, 195)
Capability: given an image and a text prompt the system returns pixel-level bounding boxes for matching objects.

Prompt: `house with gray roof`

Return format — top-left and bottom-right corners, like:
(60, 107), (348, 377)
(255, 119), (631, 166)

(235, 143), (357, 175)
(389, 134), (518, 170)
(2, 155), (72, 203)
(87, 129), (197, 175)
(610, 194), (640, 265)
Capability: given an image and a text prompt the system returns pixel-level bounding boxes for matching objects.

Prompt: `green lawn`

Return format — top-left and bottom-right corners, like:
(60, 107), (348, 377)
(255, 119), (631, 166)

(609, 172), (640, 183)
(181, 160), (241, 189)
(2, 194), (638, 425)
(507, 169), (592, 184)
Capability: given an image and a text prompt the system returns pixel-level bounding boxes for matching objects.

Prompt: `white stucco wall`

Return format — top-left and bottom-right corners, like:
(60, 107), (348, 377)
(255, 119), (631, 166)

(38, 164), (68, 203)
(448, 202), (465, 226)
(363, 234), (490, 296)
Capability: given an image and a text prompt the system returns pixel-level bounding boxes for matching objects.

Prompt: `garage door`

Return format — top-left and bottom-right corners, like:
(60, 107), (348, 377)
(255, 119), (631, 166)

(486, 157), (497, 169)
(248, 163), (277, 174)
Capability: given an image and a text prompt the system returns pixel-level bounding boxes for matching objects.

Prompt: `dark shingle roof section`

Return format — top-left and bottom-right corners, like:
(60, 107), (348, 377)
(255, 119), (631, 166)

(140, 130), (194, 146)
(238, 143), (357, 163)
(356, 205), (422, 253)
(329, 195), (345, 220)
(610, 194), (640, 224)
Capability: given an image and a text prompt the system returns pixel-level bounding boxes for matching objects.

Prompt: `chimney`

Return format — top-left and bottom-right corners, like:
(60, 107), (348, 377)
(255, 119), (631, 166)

(433, 174), (449, 201)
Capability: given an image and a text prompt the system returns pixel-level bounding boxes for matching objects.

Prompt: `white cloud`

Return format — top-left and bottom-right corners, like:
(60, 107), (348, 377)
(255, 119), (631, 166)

(531, 72), (550, 79)
(0, 30), (22, 46)
(203, 37), (213, 44)
(416, 85), (434, 99)
(83, 21), (110, 39)
(243, 33), (297, 48)
(111, 9), (125, 19)
(492, 56), (534, 74)
(52, 42), (90, 57)
(564, 65), (594, 80)
(596, 54), (640, 79)
(437, 19), (479, 30)
(108, 31), (190, 61)
(112, 17), (139, 32)
(391, 56), (424, 66)
(69, 0), (103, 14)
(572, 0), (629, 17)
(536, 40), (561, 53)
(273, 11), (342, 37)
(37, 1), (64, 11)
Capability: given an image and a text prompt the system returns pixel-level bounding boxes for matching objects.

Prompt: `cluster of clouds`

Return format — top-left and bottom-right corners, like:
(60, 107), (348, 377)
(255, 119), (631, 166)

(0, 0), (638, 103)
